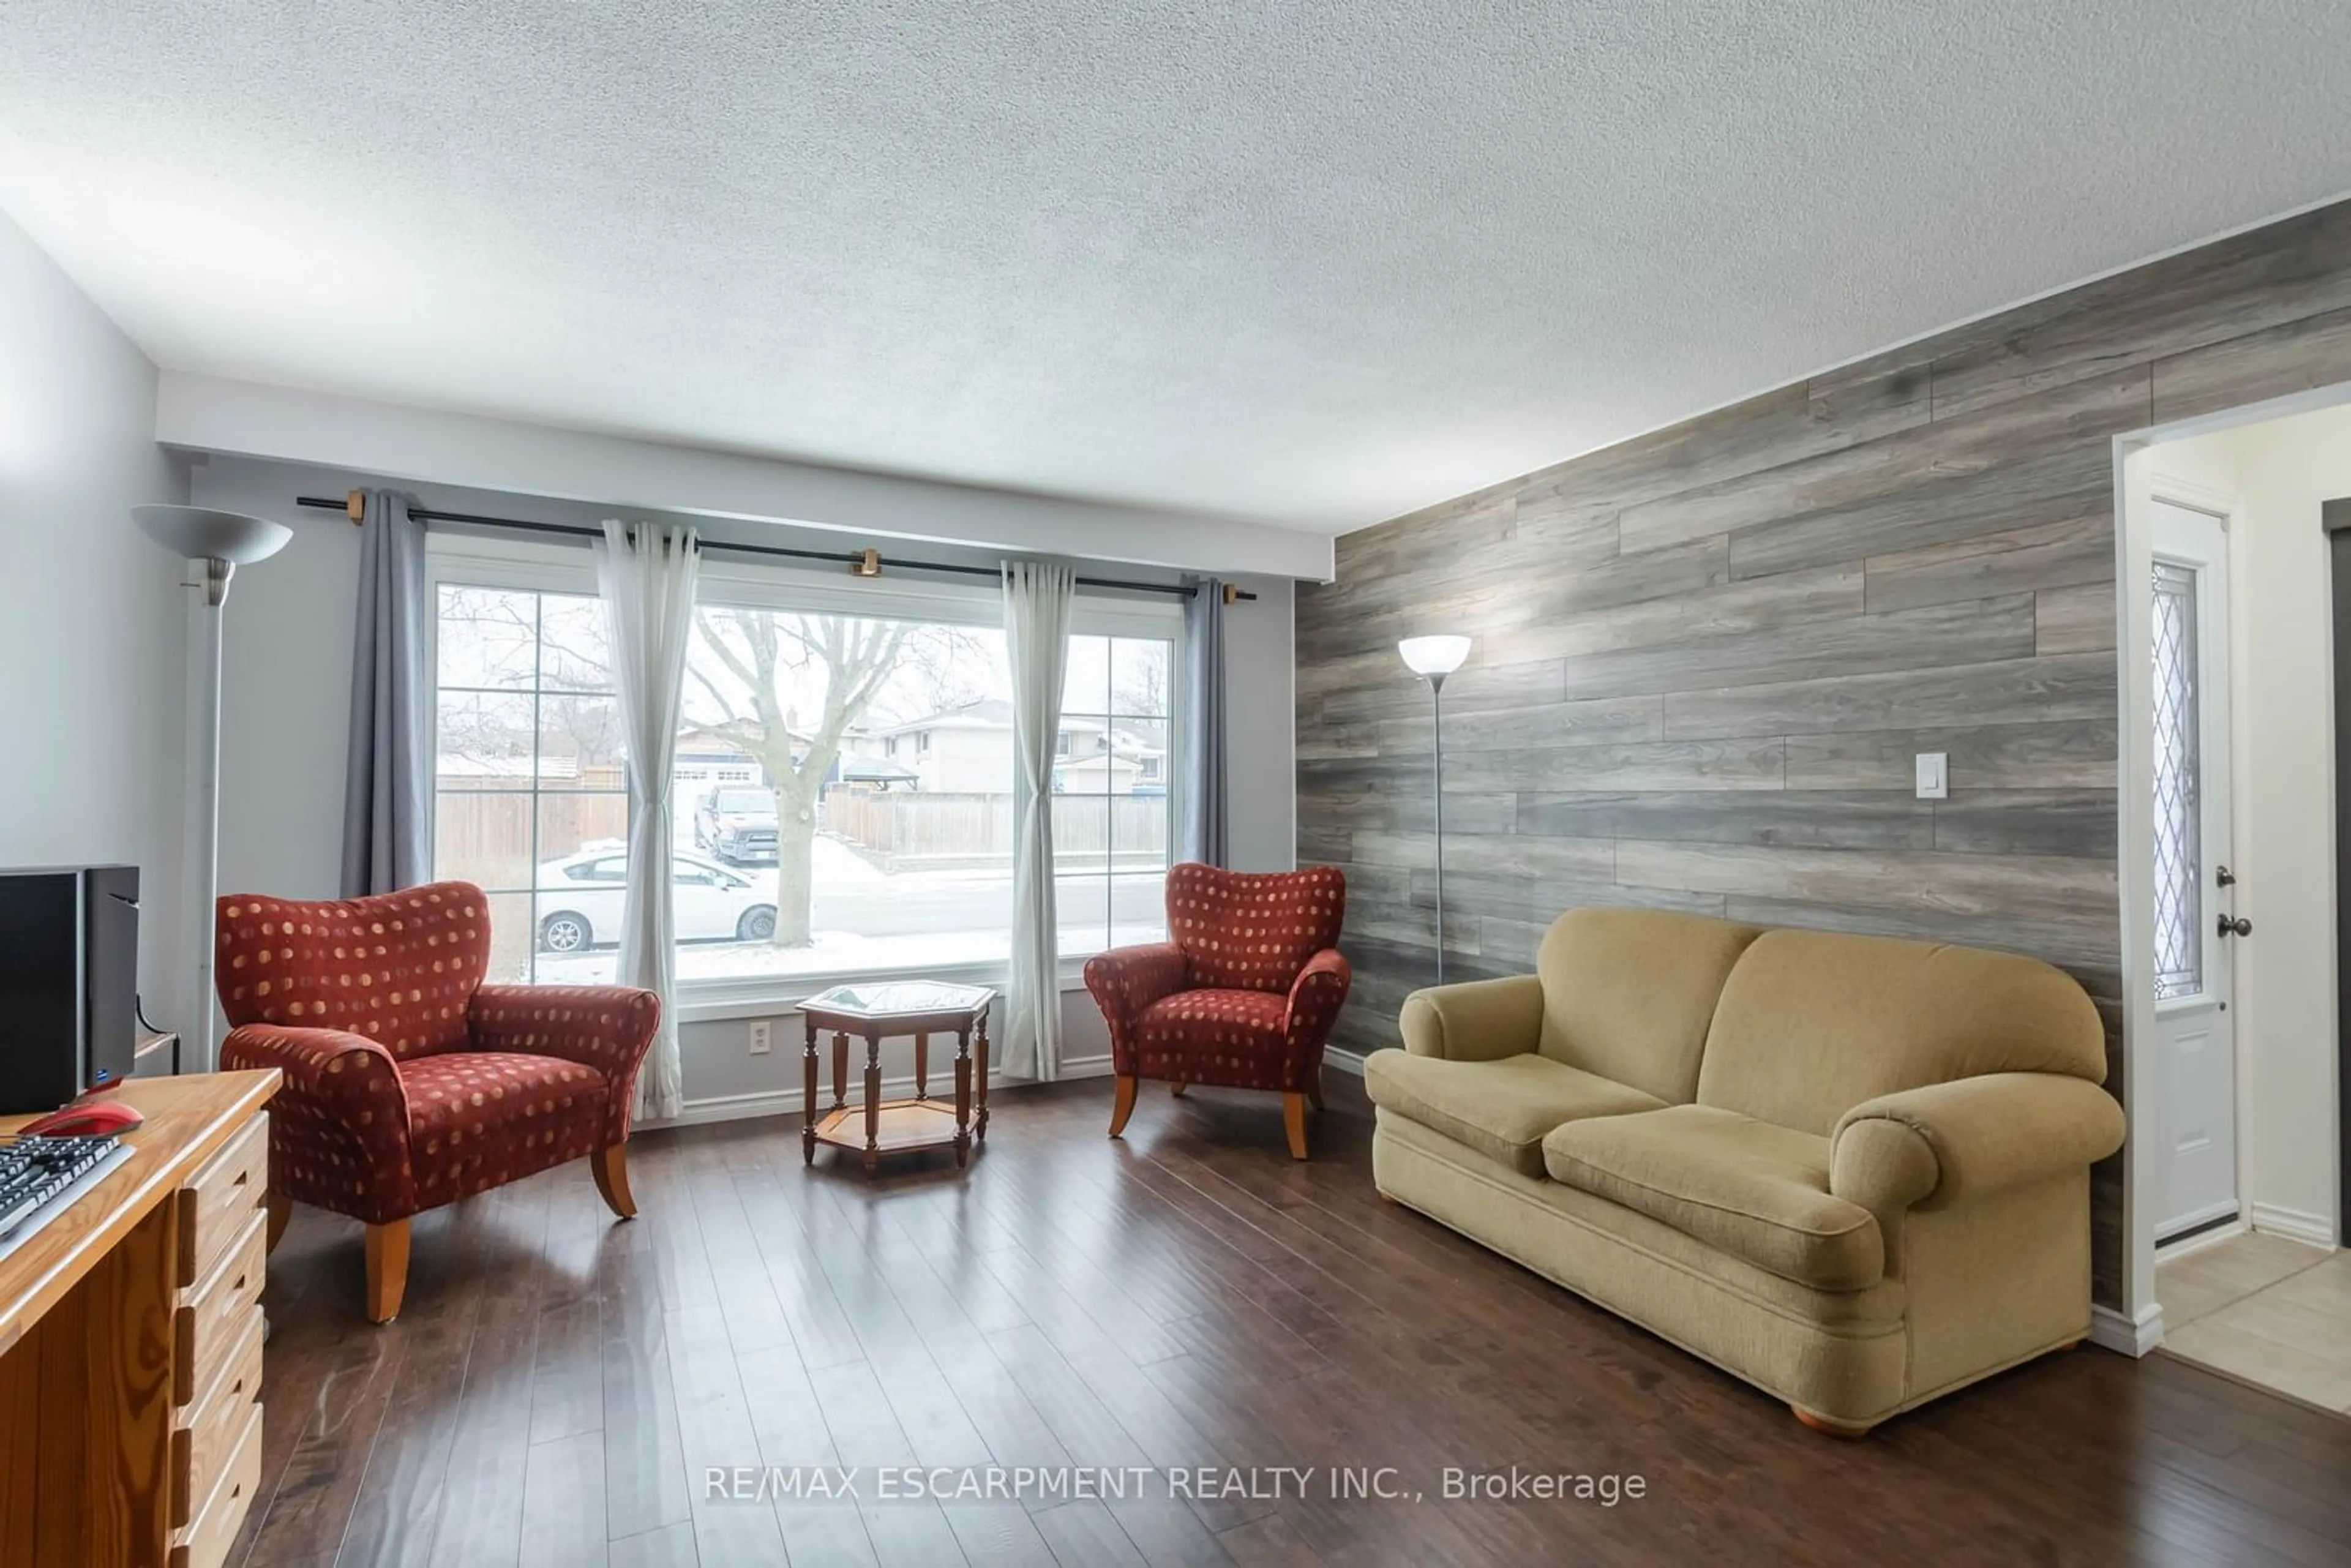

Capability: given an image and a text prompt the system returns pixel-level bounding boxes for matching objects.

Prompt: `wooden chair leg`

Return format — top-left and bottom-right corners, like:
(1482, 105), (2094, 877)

(592, 1142), (637, 1220)
(364, 1218), (411, 1325)
(1791, 1406), (1873, 1438)
(264, 1189), (291, 1255)
(1282, 1092), (1310, 1160)
(1108, 1075), (1139, 1138)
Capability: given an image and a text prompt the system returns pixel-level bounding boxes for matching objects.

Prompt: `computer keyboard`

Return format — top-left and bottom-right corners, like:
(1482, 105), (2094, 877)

(0, 1135), (134, 1258)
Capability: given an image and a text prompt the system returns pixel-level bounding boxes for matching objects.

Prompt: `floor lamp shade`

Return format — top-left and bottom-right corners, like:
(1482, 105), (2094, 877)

(1398, 634), (1471, 678)
(134, 504), (291, 1072)
(1398, 634), (1471, 982)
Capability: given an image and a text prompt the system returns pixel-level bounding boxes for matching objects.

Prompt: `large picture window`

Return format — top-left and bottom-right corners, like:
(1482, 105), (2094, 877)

(427, 545), (1176, 1001)
(429, 539), (1182, 1000)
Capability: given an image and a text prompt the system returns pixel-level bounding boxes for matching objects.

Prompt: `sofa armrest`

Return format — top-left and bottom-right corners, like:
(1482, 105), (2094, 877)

(1398, 974), (1544, 1062)
(470, 984), (662, 1142)
(1831, 1072), (2126, 1215)
(220, 1023), (415, 1222)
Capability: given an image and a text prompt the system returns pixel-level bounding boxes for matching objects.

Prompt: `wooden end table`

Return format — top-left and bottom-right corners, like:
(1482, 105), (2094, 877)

(798, 980), (994, 1173)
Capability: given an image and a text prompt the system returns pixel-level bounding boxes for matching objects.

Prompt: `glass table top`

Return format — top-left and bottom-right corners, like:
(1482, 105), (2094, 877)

(799, 980), (994, 1017)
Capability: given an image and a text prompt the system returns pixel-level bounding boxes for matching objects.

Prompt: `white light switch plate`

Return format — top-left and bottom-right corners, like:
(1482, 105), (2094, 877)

(1915, 752), (1948, 800)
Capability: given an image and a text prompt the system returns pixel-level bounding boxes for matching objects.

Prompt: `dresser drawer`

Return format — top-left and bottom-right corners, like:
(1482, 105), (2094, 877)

(171, 1396), (262, 1568)
(174, 1207), (267, 1406)
(177, 1112), (268, 1288)
(170, 1304), (265, 1529)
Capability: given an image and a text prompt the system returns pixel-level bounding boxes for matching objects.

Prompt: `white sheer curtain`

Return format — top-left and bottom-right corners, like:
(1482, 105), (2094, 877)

(1002, 560), (1074, 1080)
(597, 519), (700, 1121)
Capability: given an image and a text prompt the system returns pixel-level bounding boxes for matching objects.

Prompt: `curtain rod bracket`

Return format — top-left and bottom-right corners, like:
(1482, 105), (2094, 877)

(345, 489), (365, 525)
(1221, 582), (1239, 606)
(850, 547), (882, 579)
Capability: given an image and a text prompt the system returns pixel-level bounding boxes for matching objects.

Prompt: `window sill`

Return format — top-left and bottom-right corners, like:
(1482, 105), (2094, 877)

(673, 959), (1103, 1024)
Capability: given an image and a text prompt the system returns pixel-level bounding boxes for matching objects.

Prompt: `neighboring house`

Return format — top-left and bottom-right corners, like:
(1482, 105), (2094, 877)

(673, 732), (917, 793)
(673, 742), (767, 797)
(1054, 718), (1165, 795)
(865, 703), (1166, 794)
(876, 699), (1016, 792)
(1055, 749), (1143, 795)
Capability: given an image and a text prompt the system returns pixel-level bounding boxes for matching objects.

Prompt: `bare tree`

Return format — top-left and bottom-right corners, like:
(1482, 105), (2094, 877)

(1112, 642), (1169, 719)
(684, 609), (912, 946)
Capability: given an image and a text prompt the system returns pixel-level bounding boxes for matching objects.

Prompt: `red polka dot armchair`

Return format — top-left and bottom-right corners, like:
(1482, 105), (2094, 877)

(1085, 863), (1349, 1158)
(216, 881), (660, 1322)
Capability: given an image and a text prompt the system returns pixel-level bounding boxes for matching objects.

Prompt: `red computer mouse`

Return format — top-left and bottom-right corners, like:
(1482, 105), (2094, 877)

(18, 1098), (144, 1136)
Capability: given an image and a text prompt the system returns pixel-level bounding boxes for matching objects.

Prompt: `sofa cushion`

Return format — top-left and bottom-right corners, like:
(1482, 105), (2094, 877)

(1363, 1049), (1665, 1177)
(1535, 909), (1763, 1103)
(1695, 929), (2107, 1137)
(1542, 1105), (1884, 1290)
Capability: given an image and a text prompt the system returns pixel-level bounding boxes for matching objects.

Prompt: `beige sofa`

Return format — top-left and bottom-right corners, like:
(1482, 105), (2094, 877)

(1363, 908), (2125, 1434)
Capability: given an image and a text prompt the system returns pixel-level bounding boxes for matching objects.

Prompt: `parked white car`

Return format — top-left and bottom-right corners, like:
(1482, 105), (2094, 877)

(534, 848), (777, 952)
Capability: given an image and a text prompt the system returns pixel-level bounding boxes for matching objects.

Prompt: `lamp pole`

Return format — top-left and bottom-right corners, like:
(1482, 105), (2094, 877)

(1428, 668), (1449, 983)
(136, 506), (291, 1072)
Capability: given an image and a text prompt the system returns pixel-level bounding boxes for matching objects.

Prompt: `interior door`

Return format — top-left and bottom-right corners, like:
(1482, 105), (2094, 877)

(2152, 499), (2242, 1242)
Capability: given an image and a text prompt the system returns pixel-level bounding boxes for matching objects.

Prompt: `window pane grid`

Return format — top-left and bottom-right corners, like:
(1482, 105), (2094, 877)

(433, 584), (627, 985)
(1054, 631), (1174, 958)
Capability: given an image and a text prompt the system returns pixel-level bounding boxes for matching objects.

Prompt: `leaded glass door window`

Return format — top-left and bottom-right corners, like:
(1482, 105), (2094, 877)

(2151, 559), (2202, 1002)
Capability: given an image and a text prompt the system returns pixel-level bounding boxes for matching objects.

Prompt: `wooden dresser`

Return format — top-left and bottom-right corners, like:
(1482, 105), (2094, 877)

(0, 1070), (280, 1567)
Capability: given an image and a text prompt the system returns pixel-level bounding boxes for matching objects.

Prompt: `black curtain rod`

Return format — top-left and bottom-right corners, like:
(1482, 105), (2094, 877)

(293, 495), (1256, 602)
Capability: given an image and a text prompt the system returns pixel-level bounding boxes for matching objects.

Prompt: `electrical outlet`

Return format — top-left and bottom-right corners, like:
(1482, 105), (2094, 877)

(748, 1020), (772, 1056)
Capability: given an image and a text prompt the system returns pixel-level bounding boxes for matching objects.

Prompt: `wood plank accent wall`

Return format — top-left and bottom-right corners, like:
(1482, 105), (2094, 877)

(1296, 199), (2351, 1306)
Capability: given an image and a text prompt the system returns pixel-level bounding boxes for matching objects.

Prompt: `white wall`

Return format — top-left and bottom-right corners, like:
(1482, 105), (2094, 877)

(1223, 576), (1296, 873)
(2154, 409), (2351, 1241)
(160, 373), (1335, 581)
(0, 209), (189, 1019)
(191, 455), (1298, 1116)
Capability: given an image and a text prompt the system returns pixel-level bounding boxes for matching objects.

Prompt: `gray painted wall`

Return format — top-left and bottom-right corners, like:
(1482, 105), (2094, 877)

(0, 209), (190, 1016)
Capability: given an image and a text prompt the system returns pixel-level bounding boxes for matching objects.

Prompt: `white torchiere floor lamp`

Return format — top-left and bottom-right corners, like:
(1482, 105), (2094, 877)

(135, 505), (292, 1073)
(1398, 634), (1472, 983)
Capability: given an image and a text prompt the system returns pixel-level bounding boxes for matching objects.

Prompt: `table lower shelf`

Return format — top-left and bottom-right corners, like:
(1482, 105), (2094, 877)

(810, 1098), (973, 1157)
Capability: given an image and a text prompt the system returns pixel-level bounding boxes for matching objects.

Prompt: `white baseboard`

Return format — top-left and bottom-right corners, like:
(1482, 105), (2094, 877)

(1323, 1047), (1366, 1078)
(647, 1054), (1116, 1130)
(2249, 1202), (2338, 1248)
(2090, 1301), (2165, 1357)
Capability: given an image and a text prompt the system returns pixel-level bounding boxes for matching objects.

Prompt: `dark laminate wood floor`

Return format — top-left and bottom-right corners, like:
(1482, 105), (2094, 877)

(232, 1075), (2351, 1567)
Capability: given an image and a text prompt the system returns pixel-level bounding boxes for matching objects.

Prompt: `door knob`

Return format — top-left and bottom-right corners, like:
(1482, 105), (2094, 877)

(2218, 914), (2252, 938)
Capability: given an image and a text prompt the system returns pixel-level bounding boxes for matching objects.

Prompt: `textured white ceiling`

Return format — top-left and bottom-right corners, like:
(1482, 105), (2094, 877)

(4, 3), (2350, 532)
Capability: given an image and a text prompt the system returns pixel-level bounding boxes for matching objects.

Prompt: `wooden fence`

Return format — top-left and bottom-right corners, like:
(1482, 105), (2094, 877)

(434, 771), (629, 889)
(822, 789), (1168, 871)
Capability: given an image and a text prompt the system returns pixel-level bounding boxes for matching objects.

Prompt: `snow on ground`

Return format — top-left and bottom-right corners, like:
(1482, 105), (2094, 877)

(539, 921), (1168, 988)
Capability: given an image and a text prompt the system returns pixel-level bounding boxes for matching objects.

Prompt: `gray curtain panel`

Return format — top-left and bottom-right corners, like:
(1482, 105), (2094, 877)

(341, 489), (430, 896)
(1182, 577), (1229, 866)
